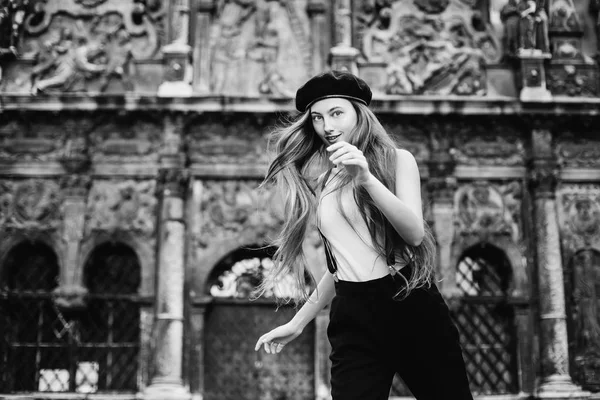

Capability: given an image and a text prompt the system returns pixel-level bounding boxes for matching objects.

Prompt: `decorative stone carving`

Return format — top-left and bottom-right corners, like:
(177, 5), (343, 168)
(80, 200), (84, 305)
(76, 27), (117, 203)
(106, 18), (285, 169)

(186, 115), (271, 166)
(517, 0), (550, 54)
(0, 0), (29, 58)
(20, 1), (165, 93)
(0, 115), (66, 162)
(356, 0), (499, 95)
(89, 115), (162, 163)
(207, 0), (309, 96)
(197, 180), (284, 248)
(158, 168), (189, 198)
(0, 179), (61, 230)
(86, 180), (157, 236)
(549, 0), (581, 32)
(452, 121), (525, 166)
(557, 185), (600, 250)
(455, 181), (522, 242)
(556, 132), (600, 168)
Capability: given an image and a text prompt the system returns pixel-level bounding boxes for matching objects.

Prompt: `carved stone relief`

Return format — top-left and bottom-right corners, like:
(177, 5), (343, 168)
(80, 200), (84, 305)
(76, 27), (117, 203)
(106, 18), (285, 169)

(355, 0), (500, 95)
(207, 0), (310, 96)
(86, 180), (157, 236)
(379, 117), (431, 165)
(186, 115), (271, 166)
(8, 0), (166, 94)
(89, 114), (162, 163)
(452, 119), (525, 166)
(196, 180), (285, 249)
(557, 184), (600, 250)
(555, 130), (600, 168)
(0, 179), (61, 230)
(455, 181), (522, 242)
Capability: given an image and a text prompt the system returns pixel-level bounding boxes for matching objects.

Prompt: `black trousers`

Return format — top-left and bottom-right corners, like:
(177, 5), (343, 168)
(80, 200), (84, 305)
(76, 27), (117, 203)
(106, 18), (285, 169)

(327, 274), (474, 400)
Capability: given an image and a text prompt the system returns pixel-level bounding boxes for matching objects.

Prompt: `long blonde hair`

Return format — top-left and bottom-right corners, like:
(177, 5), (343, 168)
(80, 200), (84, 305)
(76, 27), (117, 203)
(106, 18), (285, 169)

(255, 101), (436, 304)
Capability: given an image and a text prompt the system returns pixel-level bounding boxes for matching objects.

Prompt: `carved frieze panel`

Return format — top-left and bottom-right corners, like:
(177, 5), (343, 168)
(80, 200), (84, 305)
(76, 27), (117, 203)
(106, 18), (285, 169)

(186, 114), (271, 166)
(548, 64), (599, 97)
(89, 114), (162, 163)
(452, 118), (525, 166)
(454, 181), (522, 242)
(354, 0), (500, 95)
(0, 179), (61, 230)
(86, 180), (157, 236)
(557, 184), (600, 252)
(197, 180), (284, 248)
(0, 114), (76, 162)
(207, 0), (310, 96)
(6, 0), (166, 94)
(555, 129), (600, 168)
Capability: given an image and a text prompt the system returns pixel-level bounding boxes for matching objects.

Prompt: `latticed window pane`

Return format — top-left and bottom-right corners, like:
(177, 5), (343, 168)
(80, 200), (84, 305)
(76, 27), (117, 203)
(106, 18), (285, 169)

(81, 242), (142, 392)
(0, 241), (142, 394)
(453, 244), (519, 395)
(205, 247), (315, 400)
(0, 241), (62, 393)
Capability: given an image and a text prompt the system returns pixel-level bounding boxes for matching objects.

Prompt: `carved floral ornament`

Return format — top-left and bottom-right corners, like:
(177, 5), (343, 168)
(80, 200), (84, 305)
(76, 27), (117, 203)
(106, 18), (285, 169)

(454, 181), (522, 242)
(0, 179), (61, 229)
(86, 180), (157, 236)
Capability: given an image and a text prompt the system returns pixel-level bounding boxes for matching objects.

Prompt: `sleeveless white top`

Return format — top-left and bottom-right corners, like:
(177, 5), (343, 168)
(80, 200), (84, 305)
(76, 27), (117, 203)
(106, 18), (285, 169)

(317, 169), (405, 282)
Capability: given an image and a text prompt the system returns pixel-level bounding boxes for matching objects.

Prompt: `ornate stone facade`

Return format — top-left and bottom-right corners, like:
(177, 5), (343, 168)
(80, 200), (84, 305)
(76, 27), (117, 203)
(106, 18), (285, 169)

(0, 1), (600, 400)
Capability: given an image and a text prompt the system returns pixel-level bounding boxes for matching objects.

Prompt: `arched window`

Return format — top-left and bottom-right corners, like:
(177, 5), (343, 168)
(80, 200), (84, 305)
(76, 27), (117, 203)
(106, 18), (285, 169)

(204, 246), (315, 400)
(80, 242), (142, 392)
(0, 241), (60, 392)
(453, 243), (519, 395)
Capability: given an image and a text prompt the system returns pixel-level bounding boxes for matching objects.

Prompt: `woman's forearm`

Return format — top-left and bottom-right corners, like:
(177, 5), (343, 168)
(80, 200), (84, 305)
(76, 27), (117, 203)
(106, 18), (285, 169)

(360, 174), (424, 246)
(289, 271), (336, 331)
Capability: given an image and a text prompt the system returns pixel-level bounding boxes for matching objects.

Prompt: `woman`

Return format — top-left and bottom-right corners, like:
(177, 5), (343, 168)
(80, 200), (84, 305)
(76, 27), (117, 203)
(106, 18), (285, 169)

(254, 70), (473, 400)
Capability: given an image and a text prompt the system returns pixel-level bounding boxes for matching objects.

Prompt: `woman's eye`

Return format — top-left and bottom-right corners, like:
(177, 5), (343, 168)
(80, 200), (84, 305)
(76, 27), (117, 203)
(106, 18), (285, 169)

(332, 110), (342, 117)
(312, 115), (322, 122)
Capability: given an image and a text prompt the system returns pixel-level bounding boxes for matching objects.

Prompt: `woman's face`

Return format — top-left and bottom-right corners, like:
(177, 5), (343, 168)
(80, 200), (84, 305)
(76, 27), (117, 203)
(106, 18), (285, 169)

(310, 97), (358, 146)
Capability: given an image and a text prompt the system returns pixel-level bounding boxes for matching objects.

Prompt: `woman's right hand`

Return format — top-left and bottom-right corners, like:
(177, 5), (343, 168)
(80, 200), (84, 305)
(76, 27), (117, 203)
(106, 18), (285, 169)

(254, 322), (303, 354)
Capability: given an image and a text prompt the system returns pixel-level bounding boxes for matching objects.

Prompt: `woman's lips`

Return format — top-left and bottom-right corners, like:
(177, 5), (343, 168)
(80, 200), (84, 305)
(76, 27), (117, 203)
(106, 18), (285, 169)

(326, 134), (341, 143)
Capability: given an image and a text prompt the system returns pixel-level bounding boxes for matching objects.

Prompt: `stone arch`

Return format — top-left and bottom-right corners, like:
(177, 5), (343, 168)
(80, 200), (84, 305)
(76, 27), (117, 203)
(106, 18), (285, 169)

(79, 231), (154, 296)
(0, 231), (64, 286)
(452, 235), (529, 299)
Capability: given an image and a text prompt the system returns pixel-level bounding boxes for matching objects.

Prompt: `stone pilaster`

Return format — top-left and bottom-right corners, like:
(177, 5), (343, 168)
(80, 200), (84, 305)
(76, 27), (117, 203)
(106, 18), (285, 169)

(53, 174), (91, 311)
(307, 0), (328, 75)
(144, 167), (191, 400)
(158, 0), (193, 97)
(192, 0), (215, 93)
(427, 139), (460, 301)
(529, 128), (589, 399)
(314, 308), (332, 400)
(329, 0), (359, 73)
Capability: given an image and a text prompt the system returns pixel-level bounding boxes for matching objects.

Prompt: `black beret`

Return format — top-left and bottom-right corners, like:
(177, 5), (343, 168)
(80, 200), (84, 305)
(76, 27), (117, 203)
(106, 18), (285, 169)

(295, 70), (372, 112)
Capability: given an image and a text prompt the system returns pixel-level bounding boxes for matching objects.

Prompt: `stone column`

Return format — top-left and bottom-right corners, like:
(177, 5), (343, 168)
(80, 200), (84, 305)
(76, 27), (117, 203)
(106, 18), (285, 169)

(427, 133), (460, 301)
(192, 0), (215, 93)
(144, 167), (191, 400)
(307, 0), (327, 75)
(314, 308), (332, 400)
(53, 174), (91, 310)
(529, 128), (589, 399)
(158, 0), (193, 96)
(329, 0), (359, 73)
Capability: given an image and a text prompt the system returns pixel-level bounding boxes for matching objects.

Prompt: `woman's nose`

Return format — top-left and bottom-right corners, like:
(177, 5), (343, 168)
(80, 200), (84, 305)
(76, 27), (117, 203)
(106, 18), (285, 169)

(323, 118), (334, 133)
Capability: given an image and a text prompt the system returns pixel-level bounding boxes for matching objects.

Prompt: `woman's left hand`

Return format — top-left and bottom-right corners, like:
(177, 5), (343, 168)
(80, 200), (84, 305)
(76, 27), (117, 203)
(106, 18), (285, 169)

(327, 141), (371, 185)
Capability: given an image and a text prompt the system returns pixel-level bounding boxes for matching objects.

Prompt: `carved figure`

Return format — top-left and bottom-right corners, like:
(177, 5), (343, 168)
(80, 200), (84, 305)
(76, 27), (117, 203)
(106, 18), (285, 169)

(211, 0), (257, 93)
(500, 0), (521, 56)
(518, 0), (549, 53)
(0, 0), (28, 52)
(247, 1), (291, 96)
(31, 27), (107, 94)
(98, 26), (135, 92)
